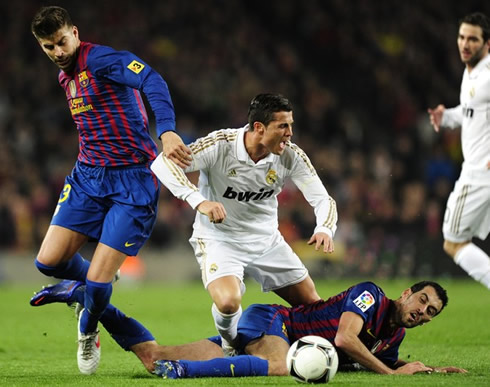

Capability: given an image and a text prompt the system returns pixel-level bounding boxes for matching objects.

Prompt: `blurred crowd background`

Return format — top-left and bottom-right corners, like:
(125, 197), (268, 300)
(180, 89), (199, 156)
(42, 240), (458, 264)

(1, 0), (489, 281)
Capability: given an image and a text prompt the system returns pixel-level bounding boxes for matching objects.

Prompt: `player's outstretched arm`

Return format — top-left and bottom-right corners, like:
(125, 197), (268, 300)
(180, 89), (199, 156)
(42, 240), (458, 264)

(160, 131), (192, 168)
(335, 312), (432, 375)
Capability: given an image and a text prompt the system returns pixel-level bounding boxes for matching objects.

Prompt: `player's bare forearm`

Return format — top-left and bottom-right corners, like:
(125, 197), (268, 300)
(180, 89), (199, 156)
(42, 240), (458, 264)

(196, 200), (227, 224)
(335, 312), (395, 374)
(160, 131), (192, 168)
(335, 312), (433, 375)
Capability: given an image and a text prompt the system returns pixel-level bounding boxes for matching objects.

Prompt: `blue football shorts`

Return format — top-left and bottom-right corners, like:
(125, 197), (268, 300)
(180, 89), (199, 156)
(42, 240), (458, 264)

(207, 304), (291, 351)
(51, 161), (160, 256)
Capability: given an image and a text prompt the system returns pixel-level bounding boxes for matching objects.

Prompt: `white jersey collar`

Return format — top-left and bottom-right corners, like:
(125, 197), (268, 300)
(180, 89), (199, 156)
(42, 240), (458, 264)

(236, 124), (276, 165)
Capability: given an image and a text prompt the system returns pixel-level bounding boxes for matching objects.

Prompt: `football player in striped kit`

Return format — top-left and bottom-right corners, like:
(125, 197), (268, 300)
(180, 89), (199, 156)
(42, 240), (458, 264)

(30, 6), (191, 374)
(428, 12), (490, 289)
(151, 93), (338, 356)
(31, 279), (467, 377)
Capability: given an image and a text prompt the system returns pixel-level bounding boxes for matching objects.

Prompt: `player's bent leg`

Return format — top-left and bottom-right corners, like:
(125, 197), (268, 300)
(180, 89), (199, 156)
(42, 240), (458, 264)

(273, 275), (321, 306)
(448, 240), (490, 289)
(35, 226), (90, 281)
(37, 225), (88, 266)
(207, 276), (243, 314)
(245, 335), (290, 376)
(77, 243), (126, 374)
(208, 276), (243, 355)
(135, 339), (224, 373)
(129, 341), (160, 372)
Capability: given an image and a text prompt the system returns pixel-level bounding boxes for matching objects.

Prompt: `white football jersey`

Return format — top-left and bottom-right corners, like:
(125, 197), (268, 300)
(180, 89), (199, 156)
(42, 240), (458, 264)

(151, 125), (337, 242)
(442, 54), (490, 185)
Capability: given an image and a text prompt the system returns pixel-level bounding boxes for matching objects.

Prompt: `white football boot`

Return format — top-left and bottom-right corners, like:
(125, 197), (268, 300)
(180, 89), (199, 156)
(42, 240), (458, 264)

(77, 308), (101, 375)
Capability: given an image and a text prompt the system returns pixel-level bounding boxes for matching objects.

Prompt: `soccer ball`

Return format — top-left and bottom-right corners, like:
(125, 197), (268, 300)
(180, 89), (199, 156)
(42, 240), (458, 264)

(286, 335), (339, 384)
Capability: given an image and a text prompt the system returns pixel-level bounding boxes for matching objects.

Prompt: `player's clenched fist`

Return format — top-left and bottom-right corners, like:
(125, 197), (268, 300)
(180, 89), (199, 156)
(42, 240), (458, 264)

(197, 200), (227, 224)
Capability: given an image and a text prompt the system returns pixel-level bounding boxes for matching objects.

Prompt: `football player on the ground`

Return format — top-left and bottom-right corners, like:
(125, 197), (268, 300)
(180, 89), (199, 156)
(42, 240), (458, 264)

(31, 279), (467, 378)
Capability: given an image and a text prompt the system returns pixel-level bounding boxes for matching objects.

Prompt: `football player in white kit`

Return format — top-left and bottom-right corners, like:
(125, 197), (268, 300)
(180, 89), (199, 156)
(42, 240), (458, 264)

(151, 93), (337, 354)
(427, 12), (490, 289)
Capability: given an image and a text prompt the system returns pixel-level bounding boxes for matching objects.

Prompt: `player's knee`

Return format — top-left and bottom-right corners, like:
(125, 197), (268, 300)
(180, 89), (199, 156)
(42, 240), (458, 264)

(34, 257), (56, 276)
(36, 249), (68, 267)
(214, 295), (241, 315)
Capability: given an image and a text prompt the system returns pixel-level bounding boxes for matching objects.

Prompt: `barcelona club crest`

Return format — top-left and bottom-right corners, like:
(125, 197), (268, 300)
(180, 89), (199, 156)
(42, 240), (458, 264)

(266, 169), (278, 185)
(78, 71), (89, 87)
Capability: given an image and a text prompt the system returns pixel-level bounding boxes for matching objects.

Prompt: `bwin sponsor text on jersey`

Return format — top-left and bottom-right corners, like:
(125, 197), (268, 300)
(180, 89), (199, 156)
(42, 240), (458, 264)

(222, 186), (274, 202)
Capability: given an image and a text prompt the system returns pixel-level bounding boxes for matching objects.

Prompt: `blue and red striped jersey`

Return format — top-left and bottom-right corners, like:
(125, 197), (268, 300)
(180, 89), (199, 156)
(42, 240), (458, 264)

(58, 41), (176, 166)
(280, 282), (405, 367)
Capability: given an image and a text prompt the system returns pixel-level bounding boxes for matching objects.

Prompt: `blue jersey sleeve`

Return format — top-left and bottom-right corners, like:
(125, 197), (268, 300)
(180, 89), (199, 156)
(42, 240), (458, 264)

(341, 282), (382, 323)
(88, 45), (176, 138)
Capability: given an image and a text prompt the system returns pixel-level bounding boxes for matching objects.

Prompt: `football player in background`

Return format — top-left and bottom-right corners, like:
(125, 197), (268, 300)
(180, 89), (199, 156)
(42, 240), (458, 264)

(150, 93), (338, 356)
(31, 279), (467, 378)
(427, 12), (490, 289)
(30, 5), (191, 375)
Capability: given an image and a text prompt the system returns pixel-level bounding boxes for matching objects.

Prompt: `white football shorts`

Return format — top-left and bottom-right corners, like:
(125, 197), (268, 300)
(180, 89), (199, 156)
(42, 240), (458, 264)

(442, 180), (490, 242)
(189, 231), (308, 293)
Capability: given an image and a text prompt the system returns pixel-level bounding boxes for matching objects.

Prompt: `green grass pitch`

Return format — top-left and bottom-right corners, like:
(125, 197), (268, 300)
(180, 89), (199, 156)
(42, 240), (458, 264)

(1, 278), (489, 386)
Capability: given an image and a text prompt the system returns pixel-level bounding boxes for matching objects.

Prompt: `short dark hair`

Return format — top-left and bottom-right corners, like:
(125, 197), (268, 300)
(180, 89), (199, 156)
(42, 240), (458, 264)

(459, 12), (490, 42)
(247, 93), (293, 128)
(410, 280), (448, 315)
(31, 6), (73, 39)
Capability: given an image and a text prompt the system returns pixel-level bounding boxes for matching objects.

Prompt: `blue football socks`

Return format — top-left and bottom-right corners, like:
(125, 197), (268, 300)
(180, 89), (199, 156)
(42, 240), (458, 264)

(34, 253), (89, 281)
(71, 283), (154, 349)
(80, 279), (112, 334)
(178, 355), (268, 377)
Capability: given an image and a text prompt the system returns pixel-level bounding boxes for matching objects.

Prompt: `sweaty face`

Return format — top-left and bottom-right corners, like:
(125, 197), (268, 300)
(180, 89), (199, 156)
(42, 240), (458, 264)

(397, 286), (443, 328)
(457, 23), (489, 69)
(262, 111), (293, 155)
(37, 25), (80, 72)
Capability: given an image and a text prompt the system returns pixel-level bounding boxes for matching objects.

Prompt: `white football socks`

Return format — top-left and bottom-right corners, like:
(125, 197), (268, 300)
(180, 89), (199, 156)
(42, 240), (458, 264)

(454, 243), (490, 289)
(212, 303), (242, 345)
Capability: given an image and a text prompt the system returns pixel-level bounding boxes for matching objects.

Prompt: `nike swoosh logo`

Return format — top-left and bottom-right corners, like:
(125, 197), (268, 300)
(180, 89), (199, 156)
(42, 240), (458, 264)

(124, 242), (136, 247)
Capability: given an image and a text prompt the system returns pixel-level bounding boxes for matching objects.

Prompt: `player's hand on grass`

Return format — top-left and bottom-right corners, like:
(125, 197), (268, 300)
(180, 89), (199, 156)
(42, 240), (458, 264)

(160, 131), (192, 168)
(427, 104), (445, 133)
(307, 232), (334, 253)
(393, 361), (432, 374)
(197, 200), (227, 224)
(430, 366), (468, 374)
